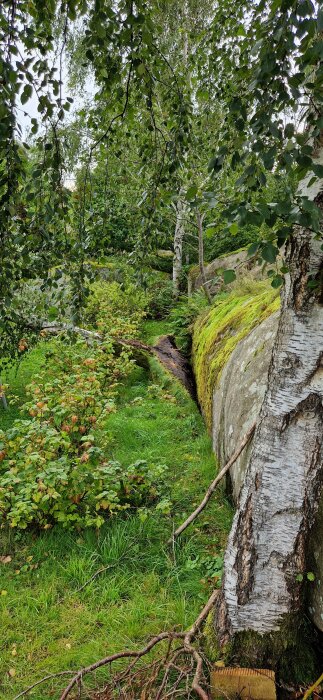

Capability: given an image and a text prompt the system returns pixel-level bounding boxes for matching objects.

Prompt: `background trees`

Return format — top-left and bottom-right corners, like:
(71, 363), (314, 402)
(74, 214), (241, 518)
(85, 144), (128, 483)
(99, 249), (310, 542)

(1, 0), (323, 685)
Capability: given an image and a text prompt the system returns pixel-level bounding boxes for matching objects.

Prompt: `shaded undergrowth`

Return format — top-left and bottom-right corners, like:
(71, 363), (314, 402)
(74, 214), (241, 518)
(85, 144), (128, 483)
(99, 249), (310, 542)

(0, 323), (232, 700)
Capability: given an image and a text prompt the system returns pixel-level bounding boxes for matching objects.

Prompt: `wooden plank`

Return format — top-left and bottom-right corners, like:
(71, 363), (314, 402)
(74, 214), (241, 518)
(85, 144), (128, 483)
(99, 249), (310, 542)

(211, 667), (276, 700)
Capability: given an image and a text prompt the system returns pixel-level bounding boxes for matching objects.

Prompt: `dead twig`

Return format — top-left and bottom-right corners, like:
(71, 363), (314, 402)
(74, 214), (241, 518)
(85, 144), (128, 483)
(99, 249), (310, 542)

(303, 672), (323, 700)
(57, 561), (119, 605)
(13, 670), (77, 700)
(168, 422), (256, 545)
(59, 589), (219, 700)
(60, 632), (178, 700)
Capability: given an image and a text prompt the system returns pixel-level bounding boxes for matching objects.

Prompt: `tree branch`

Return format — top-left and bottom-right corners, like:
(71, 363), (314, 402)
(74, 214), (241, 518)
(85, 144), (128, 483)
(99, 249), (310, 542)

(168, 421), (256, 545)
(59, 588), (219, 700)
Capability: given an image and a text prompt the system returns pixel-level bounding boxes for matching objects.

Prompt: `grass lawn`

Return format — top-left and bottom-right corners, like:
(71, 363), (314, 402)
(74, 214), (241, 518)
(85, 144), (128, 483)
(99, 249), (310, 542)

(0, 324), (232, 700)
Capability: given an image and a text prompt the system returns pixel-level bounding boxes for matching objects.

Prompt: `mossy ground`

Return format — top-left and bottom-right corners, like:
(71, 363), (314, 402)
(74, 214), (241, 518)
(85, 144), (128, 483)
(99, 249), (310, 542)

(192, 279), (280, 429)
(0, 322), (232, 700)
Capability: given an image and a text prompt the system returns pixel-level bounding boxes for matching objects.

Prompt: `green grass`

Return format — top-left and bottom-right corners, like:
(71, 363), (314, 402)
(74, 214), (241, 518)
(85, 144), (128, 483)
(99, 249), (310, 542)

(0, 344), (50, 429)
(0, 324), (232, 700)
(141, 318), (171, 343)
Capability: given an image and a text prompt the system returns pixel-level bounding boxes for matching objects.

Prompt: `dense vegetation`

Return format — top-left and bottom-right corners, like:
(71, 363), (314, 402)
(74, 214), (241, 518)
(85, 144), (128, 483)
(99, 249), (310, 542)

(0, 306), (232, 699)
(0, 0), (323, 698)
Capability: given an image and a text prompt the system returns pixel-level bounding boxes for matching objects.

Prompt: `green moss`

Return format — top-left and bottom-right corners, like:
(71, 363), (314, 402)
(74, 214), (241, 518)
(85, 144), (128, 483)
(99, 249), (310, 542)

(204, 608), (319, 686)
(203, 611), (220, 662)
(192, 280), (280, 430)
(227, 615), (319, 685)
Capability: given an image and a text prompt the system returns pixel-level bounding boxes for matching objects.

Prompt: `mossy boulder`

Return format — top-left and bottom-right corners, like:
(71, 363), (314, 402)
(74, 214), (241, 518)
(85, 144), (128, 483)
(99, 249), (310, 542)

(190, 248), (257, 296)
(192, 277), (323, 633)
(212, 309), (279, 501)
(192, 279), (280, 431)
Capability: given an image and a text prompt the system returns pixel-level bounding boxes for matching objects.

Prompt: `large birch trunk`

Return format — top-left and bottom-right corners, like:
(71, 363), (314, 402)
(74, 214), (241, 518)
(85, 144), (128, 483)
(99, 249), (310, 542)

(214, 146), (323, 675)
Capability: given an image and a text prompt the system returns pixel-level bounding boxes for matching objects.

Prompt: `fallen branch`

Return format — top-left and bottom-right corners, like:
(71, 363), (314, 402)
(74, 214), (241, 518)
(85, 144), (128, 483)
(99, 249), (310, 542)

(40, 322), (152, 354)
(13, 670), (77, 700)
(59, 588), (219, 700)
(36, 321), (196, 398)
(168, 421), (256, 545)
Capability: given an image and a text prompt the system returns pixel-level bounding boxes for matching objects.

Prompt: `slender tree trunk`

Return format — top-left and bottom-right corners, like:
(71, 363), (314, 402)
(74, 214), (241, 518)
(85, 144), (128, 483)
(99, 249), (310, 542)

(172, 192), (187, 298)
(214, 147), (323, 677)
(196, 210), (212, 303)
(172, 25), (190, 299)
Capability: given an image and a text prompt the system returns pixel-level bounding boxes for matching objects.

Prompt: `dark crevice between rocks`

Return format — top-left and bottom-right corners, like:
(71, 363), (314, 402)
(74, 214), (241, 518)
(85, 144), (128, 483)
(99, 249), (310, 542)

(152, 334), (198, 404)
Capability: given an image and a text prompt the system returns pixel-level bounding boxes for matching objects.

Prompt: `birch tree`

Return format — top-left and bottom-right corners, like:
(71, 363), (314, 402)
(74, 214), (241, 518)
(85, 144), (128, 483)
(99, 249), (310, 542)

(209, 0), (323, 673)
(215, 142), (323, 671)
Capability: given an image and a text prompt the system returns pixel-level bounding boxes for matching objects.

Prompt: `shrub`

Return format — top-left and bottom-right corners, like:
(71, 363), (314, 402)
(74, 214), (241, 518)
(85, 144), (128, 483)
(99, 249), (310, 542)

(168, 291), (209, 355)
(146, 278), (174, 319)
(84, 280), (149, 338)
(0, 427), (168, 529)
(0, 338), (169, 530)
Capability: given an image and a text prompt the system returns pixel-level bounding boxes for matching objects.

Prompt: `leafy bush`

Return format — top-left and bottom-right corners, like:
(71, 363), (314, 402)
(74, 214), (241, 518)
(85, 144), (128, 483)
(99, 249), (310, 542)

(0, 338), (168, 529)
(84, 280), (149, 338)
(146, 278), (174, 319)
(168, 291), (209, 354)
(0, 427), (168, 529)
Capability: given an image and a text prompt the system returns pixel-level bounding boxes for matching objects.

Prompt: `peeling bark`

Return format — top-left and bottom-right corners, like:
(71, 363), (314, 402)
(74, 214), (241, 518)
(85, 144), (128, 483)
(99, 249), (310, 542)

(214, 145), (323, 672)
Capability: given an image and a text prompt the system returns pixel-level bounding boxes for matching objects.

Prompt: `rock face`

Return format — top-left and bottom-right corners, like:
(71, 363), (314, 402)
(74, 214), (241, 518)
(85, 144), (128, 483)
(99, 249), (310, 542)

(191, 249), (254, 296)
(192, 283), (323, 632)
(212, 312), (279, 501)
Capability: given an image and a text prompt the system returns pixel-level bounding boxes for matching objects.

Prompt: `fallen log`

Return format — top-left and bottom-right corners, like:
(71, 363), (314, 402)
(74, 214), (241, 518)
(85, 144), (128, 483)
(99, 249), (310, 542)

(32, 322), (196, 399)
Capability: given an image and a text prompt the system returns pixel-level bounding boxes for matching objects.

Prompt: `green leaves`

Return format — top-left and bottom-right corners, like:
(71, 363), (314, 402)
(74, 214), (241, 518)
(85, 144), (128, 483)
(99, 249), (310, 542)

(271, 275), (283, 289)
(295, 571), (315, 583)
(222, 269), (236, 284)
(185, 185), (198, 201)
(208, 155), (224, 173)
(312, 164), (323, 178)
(261, 242), (279, 264)
(20, 84), (33, 105)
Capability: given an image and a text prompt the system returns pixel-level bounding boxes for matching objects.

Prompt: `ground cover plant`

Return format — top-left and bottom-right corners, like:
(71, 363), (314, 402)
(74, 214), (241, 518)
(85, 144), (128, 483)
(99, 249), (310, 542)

(0, 320), (232, 700)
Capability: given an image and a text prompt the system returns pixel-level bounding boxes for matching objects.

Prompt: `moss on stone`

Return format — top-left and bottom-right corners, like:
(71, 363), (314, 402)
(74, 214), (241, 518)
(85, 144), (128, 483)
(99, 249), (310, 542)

(192, 280), (280, 430)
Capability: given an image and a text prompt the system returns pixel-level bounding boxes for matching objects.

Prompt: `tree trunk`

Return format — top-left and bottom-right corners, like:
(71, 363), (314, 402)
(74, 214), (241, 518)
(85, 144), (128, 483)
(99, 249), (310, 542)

(172, 24), (190, 300)
(172, 193), (187, 298)
(214, 149), (323, 680)
(197, 210), (212, 304)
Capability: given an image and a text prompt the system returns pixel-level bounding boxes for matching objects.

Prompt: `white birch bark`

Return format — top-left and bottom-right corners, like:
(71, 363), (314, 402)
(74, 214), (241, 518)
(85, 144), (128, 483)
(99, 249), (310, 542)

(216, 144), (323, 646)
(172, 193), (187, 298)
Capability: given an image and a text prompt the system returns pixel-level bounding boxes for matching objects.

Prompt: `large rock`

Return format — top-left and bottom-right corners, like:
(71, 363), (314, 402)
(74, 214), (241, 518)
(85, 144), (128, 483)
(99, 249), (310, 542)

(191, 249), (255, 296)
(212, 311), (279, 501)
(192, 283), (323, 632)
